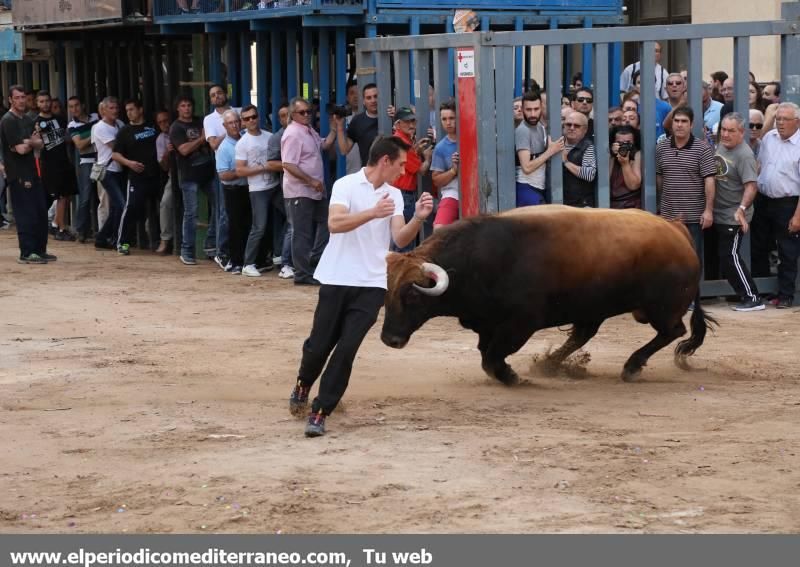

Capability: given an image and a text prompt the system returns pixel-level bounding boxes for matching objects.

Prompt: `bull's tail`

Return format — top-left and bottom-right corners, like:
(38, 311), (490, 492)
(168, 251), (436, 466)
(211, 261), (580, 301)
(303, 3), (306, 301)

(674, 291), (717, 368)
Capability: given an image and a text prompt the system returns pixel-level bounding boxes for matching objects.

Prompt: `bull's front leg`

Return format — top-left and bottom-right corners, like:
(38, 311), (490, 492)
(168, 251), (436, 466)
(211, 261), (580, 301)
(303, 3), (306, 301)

(477, 323), (535, 386)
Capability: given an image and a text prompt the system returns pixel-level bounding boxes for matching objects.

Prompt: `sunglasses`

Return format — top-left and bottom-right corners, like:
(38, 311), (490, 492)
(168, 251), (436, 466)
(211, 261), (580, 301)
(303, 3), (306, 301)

(667, 81), (683, 86)
(750, 123), (764, 130)
(241, 114), (258, 122)
(575, 97), (593, 103)
(563, 122), (583, 128)
(294, 109), (312, 116)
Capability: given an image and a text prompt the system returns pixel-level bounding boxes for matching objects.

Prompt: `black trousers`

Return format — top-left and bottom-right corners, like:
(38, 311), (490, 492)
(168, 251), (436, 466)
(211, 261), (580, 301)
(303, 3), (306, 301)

(750, 194), (800, 300)
(10, 177), (48, 257)
(716, 224), (760, 302)
(298, 285), (386, 415)
(286, 196), (329, 282)
(223, 184), (251, 267)
(118, 176), (160, 247)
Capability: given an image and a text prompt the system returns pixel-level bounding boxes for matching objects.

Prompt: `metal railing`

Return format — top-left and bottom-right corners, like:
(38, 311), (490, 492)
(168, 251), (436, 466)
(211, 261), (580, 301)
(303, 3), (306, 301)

(357, 5), (800, 297)
(152, 0), (362, 17)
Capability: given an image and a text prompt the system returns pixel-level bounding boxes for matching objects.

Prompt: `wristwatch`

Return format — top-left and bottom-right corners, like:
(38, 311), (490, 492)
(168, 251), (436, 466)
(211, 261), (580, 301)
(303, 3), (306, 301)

(739, 204), (747, 211)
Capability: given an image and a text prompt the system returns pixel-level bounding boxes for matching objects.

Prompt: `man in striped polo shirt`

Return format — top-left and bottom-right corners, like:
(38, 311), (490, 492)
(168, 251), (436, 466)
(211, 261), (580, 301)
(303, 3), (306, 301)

(656, 105), (716, 264)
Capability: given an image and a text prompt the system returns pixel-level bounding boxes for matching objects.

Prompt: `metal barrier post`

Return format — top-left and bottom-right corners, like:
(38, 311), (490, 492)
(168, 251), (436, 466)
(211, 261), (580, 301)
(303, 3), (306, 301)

(594, 42), (610, 209)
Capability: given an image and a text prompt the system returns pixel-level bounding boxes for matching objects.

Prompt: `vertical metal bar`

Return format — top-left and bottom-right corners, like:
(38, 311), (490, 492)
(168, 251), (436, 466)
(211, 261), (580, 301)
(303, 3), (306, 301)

(609, 42), (622, 105)
(142, 43), (154, 114)
(409, 17), (420, 104)
(594, 42), (610, 209)
(56, 43), (67, 104)
(433, 48), (449, 127)
(319, 28), (331, 139)
(209, 34), (222, 87)
(376, 51), (392, 136)
(240, 33), (252, 108)
(495, 45), (516, 212)
(257, 32), (269, 116)
(582, 18), (593, 88)
(734, 37), (750, 131)
(547, 44), (563, 204)
(445, 17), (455, 97)
(335, 28), (347, 178)
(475, 40), (497, 214)
(514, 17), (523, 97)
(302, 27), (313, 101)
(271, 30), (281, 131)
(287, 29), (298, 100)
(226, 32), (239, 105)
(414, 49), (431, 141)
(640, 40), (657, 213)
(153, 39), (165, 112)
(688, 39), (704, 138)
(481, 16), (490, 33)
(394, 50), (411, 109)
(781, 33), (800, 106)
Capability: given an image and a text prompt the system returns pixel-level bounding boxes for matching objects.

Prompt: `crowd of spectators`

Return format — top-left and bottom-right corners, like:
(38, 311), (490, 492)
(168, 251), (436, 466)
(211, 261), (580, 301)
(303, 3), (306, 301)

(1, 50), (798, 310)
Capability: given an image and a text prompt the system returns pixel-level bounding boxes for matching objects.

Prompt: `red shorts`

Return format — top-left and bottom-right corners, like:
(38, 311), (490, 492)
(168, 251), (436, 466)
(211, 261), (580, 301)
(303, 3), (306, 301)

(434, 197), (459, 226)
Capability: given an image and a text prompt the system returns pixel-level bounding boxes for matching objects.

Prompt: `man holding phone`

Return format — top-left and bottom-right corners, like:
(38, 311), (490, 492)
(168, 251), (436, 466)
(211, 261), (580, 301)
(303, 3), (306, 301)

(390, 107), (433, 251)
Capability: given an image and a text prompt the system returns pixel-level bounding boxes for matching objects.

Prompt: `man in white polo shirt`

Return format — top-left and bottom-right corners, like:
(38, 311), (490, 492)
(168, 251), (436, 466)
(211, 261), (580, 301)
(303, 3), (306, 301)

(288, 136), (434, 437)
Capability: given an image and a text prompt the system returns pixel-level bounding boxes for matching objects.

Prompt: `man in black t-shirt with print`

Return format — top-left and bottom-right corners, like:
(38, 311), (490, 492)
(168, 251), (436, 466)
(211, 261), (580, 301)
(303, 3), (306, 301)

(334, 83), (380, 169)
(169, 95), (216, 265)
(0, 84), (51, 264)
(35, 90), (78, 241)
(111, 99), (160, 256)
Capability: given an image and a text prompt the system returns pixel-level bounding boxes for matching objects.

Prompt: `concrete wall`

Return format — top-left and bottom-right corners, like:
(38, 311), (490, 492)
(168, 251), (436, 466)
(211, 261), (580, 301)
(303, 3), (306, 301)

(694, 0), (782, 83)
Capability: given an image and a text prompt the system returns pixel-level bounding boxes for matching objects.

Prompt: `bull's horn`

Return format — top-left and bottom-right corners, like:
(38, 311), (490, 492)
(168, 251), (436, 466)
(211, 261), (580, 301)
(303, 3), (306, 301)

(413, 262), (450, 296)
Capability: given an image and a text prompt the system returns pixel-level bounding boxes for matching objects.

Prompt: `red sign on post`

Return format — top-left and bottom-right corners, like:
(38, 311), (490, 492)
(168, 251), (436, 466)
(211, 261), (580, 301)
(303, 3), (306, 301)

(456, 48), (480, 218)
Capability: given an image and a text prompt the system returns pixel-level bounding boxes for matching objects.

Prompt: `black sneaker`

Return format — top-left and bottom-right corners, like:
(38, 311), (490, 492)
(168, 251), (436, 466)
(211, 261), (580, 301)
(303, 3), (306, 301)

(94, 240), (114, 250)
(776, 298), (793, 309)
(54, 230), (76, 241)
(305, 410), (326, 437)
(42, 252), (58, 262)
(17, 253), (47, 264)
(289, 381), (310, 416)
(733, 299), (765, 312)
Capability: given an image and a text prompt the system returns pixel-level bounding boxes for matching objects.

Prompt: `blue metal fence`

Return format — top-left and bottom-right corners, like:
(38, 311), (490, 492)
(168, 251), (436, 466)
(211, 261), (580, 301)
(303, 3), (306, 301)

(152, 0), (362, 18)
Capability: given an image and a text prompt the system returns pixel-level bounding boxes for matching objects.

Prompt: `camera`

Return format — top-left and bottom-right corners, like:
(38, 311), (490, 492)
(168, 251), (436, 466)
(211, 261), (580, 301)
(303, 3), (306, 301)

(617, 141), (634, 157)
(325, 103), (349, 118)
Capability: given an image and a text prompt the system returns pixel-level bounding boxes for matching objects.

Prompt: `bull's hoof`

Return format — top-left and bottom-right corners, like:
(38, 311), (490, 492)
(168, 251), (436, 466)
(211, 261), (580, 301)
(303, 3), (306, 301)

(674, 354), (691, 371)
(536, 357), (562, 377)
(497, 368), (520, 386)
(621, 367), (642, 382)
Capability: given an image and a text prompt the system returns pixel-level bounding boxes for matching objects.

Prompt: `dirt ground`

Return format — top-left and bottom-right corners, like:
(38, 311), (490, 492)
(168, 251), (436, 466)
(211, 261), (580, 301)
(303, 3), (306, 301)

(1, 231), (800, 534)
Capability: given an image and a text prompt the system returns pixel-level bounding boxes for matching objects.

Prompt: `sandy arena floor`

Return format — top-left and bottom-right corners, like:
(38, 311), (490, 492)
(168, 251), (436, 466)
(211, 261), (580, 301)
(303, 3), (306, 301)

(1, 231), (799, 533)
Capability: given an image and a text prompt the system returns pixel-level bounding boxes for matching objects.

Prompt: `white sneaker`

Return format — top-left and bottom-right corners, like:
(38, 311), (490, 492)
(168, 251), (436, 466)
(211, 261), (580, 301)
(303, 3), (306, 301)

(278, 265), (295, 279)
(272, 256), (282, 265)
(242, 264), (262, 277)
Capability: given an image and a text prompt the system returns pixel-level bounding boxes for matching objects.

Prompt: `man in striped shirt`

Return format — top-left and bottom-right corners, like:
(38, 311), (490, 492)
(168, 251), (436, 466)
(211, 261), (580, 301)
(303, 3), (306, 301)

(656, 105), (716, 263)
(561, 111), (597, 207)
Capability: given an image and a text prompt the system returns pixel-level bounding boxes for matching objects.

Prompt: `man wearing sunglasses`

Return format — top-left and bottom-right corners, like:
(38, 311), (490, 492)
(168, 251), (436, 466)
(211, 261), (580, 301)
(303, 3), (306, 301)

(561, 111), (597, 207)
(282, 97), (337, 285)
(748, 109), (765, 157)
(571, 88), (595, 138)
(236, 104), (279, 277)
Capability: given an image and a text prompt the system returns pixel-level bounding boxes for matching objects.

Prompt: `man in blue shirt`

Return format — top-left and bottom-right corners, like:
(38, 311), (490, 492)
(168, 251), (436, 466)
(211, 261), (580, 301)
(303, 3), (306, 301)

(216, 109), (249, 273)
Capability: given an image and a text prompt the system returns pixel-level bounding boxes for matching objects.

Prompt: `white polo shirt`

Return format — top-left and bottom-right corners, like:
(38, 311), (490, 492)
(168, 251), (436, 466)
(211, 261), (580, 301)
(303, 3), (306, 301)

(203, 107), (240, 142)
(314, 168), (404, 289)
(757, 128), (800, 199)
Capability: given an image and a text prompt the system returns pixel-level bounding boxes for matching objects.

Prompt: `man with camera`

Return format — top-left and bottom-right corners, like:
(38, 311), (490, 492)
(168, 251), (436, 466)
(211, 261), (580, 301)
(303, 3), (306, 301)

(609, 125), (642, 209)
(390, 107), (433, 251)
(334, 83), (380, 170)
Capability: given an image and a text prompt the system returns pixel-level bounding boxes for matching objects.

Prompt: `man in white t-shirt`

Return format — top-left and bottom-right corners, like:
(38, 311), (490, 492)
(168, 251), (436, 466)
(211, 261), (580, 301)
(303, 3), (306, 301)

(619, 41), (669, 101)
(288, 136), (434, 437)
(90, 96), (126, 250)
(235, 104), (280, 277)
(204, 84), (237, 269)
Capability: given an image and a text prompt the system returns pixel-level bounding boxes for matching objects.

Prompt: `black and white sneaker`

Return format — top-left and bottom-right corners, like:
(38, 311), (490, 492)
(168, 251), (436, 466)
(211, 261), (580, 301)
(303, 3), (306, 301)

(733, 299), (766, 312)
(214, 255), (229, 270)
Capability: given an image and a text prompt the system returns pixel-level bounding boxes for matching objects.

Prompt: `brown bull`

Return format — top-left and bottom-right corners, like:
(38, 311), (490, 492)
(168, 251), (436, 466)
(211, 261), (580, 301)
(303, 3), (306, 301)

(381, 205), (716, 383)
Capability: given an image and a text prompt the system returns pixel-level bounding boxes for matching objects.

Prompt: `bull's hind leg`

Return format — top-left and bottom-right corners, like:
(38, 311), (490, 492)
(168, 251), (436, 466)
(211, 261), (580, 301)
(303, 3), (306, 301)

(621, 319), (687, 382)
(539, 321), (602, 375)
(478, 323), (535, 386)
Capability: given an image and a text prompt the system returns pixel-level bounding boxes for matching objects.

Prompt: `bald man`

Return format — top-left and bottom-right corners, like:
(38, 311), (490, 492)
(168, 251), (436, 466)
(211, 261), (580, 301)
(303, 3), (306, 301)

(561, 111), (597, 208)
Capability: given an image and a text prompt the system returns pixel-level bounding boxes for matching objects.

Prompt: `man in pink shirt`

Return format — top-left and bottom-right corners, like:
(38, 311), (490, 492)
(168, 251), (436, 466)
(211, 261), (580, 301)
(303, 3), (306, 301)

(281, 97), (336, 285)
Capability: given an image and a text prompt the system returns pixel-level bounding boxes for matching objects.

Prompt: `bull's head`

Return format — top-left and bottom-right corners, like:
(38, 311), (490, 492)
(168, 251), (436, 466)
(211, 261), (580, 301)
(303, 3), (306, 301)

(381, 253), (450, 349)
